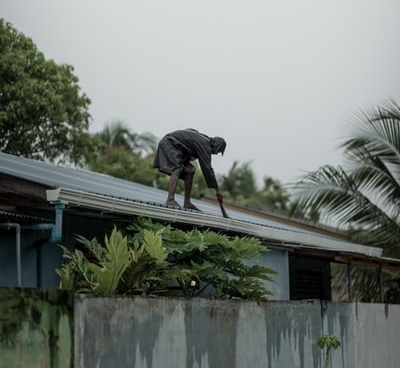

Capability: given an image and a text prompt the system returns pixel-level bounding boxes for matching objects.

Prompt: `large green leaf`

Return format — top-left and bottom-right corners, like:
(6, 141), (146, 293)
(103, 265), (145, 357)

(142, 229), (167, 262)
(88, 228), (131, 294)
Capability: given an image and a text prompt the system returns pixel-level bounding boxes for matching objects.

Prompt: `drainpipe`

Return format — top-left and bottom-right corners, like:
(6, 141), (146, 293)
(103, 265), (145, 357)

(0, 223), (22, 287)
(52, 203), (64, 243)
(23, 204), (64, 243)
(23, 204), (65, 287)
(0, 204), (64, 288)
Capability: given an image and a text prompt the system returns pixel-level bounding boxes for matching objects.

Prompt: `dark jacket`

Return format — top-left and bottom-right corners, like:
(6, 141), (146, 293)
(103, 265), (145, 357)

(154, 129), (225, 189)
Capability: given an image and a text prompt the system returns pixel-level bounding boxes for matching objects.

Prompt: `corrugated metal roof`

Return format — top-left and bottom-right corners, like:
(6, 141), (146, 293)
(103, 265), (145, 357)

(0, 152), (384, 258)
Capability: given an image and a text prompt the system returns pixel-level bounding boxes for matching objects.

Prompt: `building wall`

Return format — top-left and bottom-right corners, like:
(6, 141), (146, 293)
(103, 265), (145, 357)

(0, 216), (292, 299)
(74, 295), (400, 368)
(257, 248), (290, 300)
(0, 215), (122, 288)
(0, 226), (55, 288)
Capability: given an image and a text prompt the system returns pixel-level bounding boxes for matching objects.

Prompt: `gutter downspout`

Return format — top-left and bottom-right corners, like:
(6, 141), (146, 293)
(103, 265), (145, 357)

(23, 204), (65, 287)
(52, 203), (64, 243)
(0, 223), (22, 287)
(0, 204), (64, 288)
(23, 204), (64, 243)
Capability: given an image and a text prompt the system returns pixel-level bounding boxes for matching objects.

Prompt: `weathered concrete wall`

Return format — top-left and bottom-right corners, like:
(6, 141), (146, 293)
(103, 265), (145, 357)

(2, 290), (399, 368)
(74, 295), (400, 368)
(0, 288), (73, 368)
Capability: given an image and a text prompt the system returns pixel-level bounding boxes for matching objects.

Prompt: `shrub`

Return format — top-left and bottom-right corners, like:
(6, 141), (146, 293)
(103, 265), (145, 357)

(56, 218), (276, 300)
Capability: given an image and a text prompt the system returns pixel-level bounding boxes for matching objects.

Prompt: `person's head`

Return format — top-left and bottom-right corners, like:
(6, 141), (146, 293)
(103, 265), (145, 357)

(210, 137), (227, 155)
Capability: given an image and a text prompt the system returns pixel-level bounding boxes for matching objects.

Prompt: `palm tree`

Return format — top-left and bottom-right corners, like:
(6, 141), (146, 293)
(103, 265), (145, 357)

(292, 100), (400, 258)
(95, 121), (157, 155)
(87, 121), (159, 186)
(291, 100), (400, 303)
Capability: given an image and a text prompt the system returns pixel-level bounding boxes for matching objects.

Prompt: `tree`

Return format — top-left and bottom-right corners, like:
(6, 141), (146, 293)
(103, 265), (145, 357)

(221, 161), (258, 202)
(220, 161), (292, 213)
(94, 120), (157, 156)
(292, 100), (400, 302)
(0, 19), (92, 165)
(253, 176), (291, 212)
(87, 122), (159, 185)
(89, 147), (157, 186)
(292, 100), (400, 258)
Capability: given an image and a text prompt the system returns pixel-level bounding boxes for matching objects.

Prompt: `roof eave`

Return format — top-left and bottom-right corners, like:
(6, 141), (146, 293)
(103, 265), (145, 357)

(46, 187), (383, 258)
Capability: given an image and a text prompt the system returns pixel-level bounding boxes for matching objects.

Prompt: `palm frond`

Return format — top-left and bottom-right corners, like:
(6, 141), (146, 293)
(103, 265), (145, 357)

(344, 100), (400, 183)
(293, 165), (397, 233)
(293, 100), (400, 256)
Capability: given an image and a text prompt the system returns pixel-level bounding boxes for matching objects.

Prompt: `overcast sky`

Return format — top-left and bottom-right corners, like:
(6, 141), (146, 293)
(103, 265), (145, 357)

(2, 0), (400, 186)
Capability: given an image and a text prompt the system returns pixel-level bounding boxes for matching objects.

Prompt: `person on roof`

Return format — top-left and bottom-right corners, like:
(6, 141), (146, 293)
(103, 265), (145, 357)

(154, 128), (226, 211)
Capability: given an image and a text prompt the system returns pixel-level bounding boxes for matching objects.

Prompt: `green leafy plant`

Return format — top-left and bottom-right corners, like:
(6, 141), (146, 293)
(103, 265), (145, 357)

(86, 228), (131, 294)
(318, 335), (341, 368)
(130, 219), (276, 299)
(56, 218), (276, 300)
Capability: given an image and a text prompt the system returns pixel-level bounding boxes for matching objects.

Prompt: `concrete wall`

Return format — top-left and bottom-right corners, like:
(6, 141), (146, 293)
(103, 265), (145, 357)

(74, 295), (400, 368)
(1, 289), (399, 368)
(0, 288), (73, 368)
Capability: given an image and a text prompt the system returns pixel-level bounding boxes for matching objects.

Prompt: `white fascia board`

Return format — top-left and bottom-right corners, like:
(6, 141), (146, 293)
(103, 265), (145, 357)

(46, 187), (383, 258)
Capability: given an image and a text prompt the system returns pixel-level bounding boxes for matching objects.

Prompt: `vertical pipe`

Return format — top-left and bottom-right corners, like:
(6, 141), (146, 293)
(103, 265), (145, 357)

(347, 260), (353, 301)
(0, 223), (22, 287)
(377, 265), (384, 303)
(16, 224), (21, 287)
(51, 203), (64, 243)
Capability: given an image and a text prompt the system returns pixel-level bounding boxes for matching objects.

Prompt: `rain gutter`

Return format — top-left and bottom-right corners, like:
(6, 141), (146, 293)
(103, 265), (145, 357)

(46, 187), (383, 258)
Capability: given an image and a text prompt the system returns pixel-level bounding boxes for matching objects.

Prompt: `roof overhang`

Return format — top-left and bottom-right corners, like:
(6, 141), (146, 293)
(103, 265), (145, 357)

(46, 187), (384, 259)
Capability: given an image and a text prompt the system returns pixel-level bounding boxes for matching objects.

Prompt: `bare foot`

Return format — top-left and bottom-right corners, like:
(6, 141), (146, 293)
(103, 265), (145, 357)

(183, 203), (201, 212)
(166, 199), (181, 208)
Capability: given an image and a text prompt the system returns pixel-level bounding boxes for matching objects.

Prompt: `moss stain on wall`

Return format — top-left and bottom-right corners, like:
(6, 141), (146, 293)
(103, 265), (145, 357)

(0, 288), (73, 368)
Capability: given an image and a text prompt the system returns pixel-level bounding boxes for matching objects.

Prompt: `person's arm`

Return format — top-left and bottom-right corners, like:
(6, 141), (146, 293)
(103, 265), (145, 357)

(196, 145), (219, 189)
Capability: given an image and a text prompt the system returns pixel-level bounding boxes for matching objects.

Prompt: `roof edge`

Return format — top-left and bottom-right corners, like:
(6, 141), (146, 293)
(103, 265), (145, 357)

(46, 187), (383, 258)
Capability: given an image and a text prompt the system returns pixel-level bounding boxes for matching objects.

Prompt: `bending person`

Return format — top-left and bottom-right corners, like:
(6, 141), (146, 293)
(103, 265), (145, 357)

(154, 128), (226, 211)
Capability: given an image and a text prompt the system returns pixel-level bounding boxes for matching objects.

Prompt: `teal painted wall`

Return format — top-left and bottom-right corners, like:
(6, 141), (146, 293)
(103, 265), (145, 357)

(0, 215), (123, 288)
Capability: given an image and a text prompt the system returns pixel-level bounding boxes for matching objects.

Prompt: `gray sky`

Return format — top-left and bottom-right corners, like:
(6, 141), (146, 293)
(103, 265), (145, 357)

(2, 0), (400, 186)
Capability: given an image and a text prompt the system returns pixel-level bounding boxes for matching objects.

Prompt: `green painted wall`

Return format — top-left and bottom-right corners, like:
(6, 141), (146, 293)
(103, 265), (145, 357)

(0, 288), (73, 368)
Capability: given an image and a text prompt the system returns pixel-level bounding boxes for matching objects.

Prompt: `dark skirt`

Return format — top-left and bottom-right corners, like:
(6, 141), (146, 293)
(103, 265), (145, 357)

(154, 135), (195, 179)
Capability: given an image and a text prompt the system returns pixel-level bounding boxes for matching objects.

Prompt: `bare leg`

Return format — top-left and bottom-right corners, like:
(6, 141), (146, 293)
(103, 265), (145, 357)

(183, 171), (200, 211)
(166, 174), (181, 207)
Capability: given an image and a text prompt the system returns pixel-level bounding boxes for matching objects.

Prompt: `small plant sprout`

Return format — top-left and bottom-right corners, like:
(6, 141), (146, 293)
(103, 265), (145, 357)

(318, 335), (341, 368)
